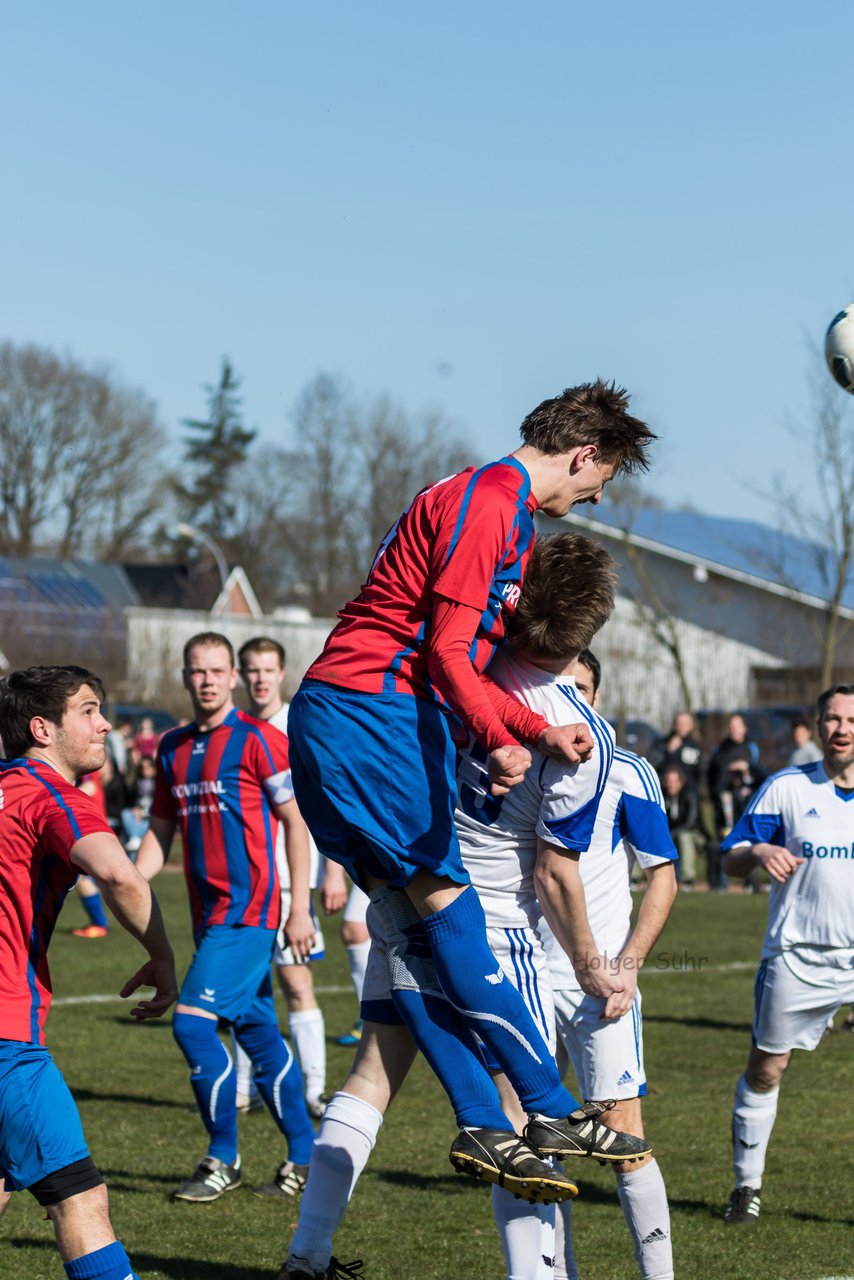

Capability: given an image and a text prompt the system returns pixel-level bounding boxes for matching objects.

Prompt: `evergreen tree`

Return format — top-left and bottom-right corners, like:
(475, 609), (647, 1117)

(177, 358), (256, 536)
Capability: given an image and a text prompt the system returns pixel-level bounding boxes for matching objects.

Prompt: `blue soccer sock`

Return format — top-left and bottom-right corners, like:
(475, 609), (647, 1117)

(394, 988), (510, 1129)
(421, 887), (579, 1117)
(80, 890), (108, 929)
(172, 1011), (238, 1163)
(65, 1240), (139, 1279)
(233, 1018), (315, 1164)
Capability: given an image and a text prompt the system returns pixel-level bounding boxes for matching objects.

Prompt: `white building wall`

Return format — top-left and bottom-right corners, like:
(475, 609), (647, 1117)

(594, 596), (786, 728)
(125, 608), (334, 701)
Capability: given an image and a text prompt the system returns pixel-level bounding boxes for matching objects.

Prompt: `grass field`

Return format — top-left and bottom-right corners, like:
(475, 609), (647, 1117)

(2, 875), (853, 1280)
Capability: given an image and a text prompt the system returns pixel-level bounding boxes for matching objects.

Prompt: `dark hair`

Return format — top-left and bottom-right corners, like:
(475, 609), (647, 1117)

(519, 379), (656, 476)
(0, 665), (106, 760)
(238, 636), (286, 668)
(576, 647), (602, 696)
(182, 631), (235, 669)
(817, 683), (854, 721)
(505, 533), (617, 661)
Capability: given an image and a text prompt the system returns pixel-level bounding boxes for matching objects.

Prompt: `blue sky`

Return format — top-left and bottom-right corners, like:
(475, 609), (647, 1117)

(3, 1), (853, 523)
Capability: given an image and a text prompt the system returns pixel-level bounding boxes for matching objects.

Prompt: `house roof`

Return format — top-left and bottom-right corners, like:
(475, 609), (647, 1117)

(562, 502), (854, 615)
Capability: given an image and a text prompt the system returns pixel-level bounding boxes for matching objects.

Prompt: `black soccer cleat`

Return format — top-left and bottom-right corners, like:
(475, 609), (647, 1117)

(251, 1160), (309, 1199)
(524, 1100), (652, 1164)
(172, 1154), (242, 1202)
(449, 1127), (579, 1204)
(278, 1257), (365, 1279)
(723, 1185), (761, 1224)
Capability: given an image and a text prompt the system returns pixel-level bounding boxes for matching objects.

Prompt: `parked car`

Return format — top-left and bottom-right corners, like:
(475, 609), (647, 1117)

(606, 717), (662, 759)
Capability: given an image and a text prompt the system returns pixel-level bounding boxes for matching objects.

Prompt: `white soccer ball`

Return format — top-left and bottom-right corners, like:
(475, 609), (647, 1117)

(825, 304), (854, 393)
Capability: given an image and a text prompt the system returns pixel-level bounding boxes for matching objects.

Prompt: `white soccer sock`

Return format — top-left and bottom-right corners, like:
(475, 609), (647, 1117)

(288, 1092), (383, 1270)
(615, 1160), (673, 1280)
(491, 1185), (555, 1280)
(732, 1074), (779, 1189)
(289, 1008), (327, 1104)
(553, 1198), (579, 1280)
(346, 940), (371, 1002)
(230, 1030), (255, 1098)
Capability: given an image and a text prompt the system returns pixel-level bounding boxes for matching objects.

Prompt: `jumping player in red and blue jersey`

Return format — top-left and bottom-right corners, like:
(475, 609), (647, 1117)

(287, 381), (657, 1225)
(136, 631), (316, 1204)
(0, 665), (178, 1280)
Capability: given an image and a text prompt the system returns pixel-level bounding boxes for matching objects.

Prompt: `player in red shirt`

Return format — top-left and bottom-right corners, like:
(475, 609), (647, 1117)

(136, 631), (317, 1204)
(0, 665), (177, 1280)
(287, 381), (657, 1230)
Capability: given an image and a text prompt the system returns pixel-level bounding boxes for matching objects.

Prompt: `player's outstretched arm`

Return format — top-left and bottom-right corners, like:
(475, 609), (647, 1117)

(134, 816), (176, 881)
(70, 832), (178, 1020)
(535, 839), (627, 1008)
(277, 797), (316, 959)
(723, 842), (805, 884)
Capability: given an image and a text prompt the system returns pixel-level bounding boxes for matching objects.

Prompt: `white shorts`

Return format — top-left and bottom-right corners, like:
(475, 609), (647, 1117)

(274, 891), (325, 967)
(552, 985), (646, 1101)
(753, 952), (854, 1053)
(481, 925), (555, 1061)
(343, 883), (370, 925)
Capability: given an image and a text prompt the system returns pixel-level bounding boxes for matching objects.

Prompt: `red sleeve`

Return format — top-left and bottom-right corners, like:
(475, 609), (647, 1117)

(477, 673), (550, 746)
(40, 787), (112, 862)
(428, 599), (547, 753)
(432, 472), (520, 610)
(150, 748), (177, 822)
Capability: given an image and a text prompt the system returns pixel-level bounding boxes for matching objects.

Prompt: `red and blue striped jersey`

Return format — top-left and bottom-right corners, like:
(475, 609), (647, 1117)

(0, 758), (111, 1044)
(308, 458), (539, 698)
(151, 708), (292, 935)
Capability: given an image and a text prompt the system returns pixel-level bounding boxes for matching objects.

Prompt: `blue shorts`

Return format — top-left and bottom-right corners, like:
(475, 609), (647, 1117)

(289, 682), (471, 891)
(180, 924), (279, 1024)
(0, 1042), (89, 1192)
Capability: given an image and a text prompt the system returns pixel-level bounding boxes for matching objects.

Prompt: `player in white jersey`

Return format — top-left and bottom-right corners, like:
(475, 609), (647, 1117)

(233, 639), (347, 1137)
(537, 649), (677, 1280)
(279, 533), (652, 1280)
(720, 683), (854, 1225)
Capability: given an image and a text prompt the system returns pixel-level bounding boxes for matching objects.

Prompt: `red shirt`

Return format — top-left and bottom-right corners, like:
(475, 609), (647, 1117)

(309, 458), (538, 696)
(0, 758), (111, 1044)
(152, 709), (292, 936)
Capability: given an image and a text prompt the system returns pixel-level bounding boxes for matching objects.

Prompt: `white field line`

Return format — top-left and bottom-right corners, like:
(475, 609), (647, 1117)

(53, 965), (758, 1008)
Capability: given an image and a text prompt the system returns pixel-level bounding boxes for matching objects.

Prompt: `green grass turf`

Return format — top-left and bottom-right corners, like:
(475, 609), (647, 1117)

(2, 877), (853, 1279)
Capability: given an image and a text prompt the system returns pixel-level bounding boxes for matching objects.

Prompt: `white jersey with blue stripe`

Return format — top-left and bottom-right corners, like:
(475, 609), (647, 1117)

(722, 761), (854, 967)
(540, 748), (678, 992)
(454, 648), (615, 930)
(270, 703), (321, 890)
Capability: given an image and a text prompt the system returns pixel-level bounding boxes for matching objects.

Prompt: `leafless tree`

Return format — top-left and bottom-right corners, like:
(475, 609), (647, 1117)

(605, 480), (697, 712)
(0, 341), (170, 558)
(753, 360), (854, 689)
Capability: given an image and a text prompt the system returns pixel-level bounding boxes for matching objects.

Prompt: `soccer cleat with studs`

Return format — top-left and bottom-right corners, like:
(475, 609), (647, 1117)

(524, 1100), (652, 1164)
(723, 1185), (761, 1224)
(251, 1159), (309, 1199)
(172, 1154), (242, 1202)
(278, 1256), (365, 1279)
(449, 1127), (579, 1204)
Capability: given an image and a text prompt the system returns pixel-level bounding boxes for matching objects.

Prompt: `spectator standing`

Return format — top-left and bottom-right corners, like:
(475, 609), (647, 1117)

(789, 720), (822, 767)
(707, 715), (763, 891)
(653, 711), (703, 799)
(661, 765), (700, 889)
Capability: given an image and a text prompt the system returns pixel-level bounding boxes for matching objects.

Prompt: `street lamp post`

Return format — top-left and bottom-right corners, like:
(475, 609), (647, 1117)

(175, 523), (230, 598)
